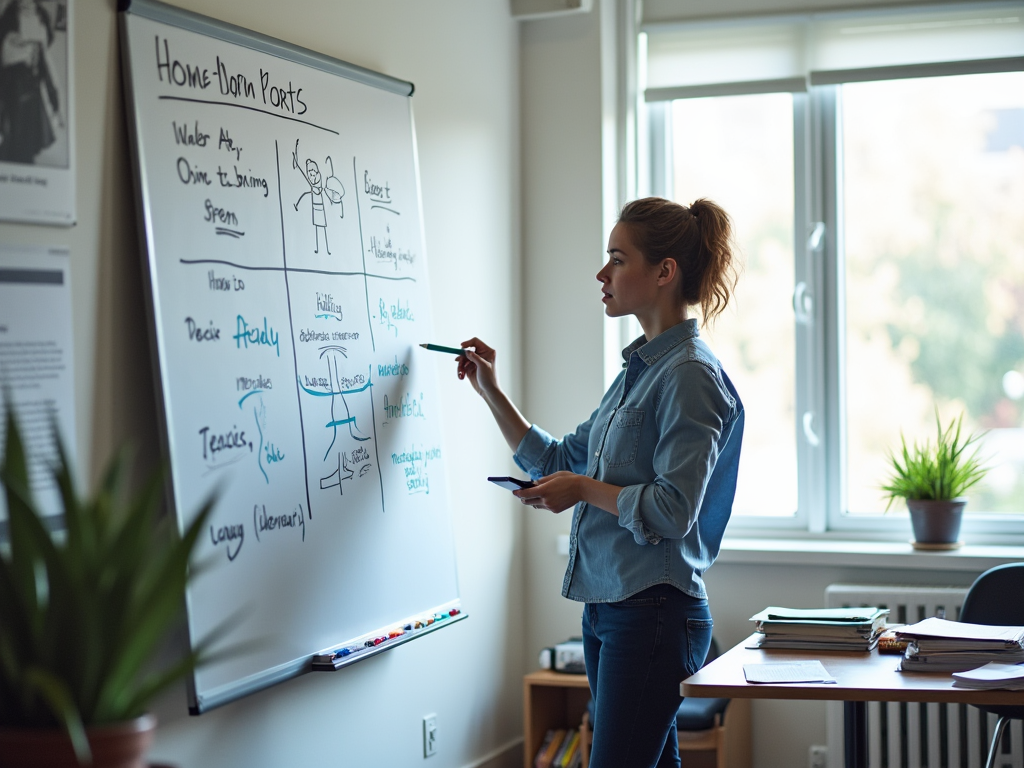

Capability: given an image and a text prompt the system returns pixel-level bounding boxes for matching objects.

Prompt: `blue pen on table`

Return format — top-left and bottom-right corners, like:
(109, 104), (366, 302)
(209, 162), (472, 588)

(419, 343), (467, 355)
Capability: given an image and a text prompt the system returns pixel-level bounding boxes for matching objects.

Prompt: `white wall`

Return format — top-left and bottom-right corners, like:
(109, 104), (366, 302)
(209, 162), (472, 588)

(0, 1), (525, 767)
(519, 1), (609, 668)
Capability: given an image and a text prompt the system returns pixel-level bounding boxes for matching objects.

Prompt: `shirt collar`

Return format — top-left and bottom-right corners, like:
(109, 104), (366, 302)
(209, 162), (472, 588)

(621, 318), (700, 368)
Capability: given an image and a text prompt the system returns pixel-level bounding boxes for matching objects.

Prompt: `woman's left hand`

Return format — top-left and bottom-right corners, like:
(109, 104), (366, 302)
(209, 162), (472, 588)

(513, 472), (584, 513)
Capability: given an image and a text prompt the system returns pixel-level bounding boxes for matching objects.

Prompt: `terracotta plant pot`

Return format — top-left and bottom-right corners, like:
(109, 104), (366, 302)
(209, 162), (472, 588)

(907, 498), (966, 547)
(0, 714), (156, 768)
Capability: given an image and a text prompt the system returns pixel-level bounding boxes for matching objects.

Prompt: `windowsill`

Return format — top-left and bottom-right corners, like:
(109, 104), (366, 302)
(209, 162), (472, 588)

(718, 537), (1024, 571)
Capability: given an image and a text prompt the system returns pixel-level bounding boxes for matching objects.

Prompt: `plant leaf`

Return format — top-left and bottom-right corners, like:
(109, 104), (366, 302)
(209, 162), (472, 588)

(880, 409), (988, 505)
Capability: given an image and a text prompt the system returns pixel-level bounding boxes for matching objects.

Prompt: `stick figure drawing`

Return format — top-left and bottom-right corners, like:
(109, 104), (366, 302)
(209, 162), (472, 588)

(292, 139), (344, 254)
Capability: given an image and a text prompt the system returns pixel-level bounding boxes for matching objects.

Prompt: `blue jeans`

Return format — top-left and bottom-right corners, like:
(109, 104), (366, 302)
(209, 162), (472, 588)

(582, 584), (713, 768)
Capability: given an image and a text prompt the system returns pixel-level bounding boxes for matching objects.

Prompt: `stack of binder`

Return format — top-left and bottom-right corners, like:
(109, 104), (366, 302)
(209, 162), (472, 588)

(749, 606), (889, 651)
(895, 617), (1024, 672)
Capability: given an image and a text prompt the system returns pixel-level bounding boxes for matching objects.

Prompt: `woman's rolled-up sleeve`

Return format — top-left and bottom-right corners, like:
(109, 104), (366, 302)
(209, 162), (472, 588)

(513, 408), (598, 480)
(616, 361), (730, 545)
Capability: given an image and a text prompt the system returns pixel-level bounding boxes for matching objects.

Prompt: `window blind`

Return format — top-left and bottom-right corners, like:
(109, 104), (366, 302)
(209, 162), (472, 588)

(643, 1), (1024, 101)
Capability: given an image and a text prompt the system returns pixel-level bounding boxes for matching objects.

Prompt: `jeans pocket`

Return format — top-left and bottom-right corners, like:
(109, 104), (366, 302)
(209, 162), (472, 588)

(685, 617), (714, 674)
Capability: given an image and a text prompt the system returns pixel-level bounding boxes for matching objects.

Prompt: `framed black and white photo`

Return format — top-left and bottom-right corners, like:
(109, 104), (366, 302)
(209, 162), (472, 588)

(0, 0), (74, 225)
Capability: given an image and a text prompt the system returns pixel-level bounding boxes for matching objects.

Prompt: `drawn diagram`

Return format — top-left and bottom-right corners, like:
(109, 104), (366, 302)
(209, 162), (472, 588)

(292, 139), (345, 254)
(235, 390), (285, 485)
(295, 345), (375, 495)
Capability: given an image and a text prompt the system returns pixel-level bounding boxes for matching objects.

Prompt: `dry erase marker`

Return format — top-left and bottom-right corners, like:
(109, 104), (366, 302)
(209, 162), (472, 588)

(419, 343), (466, 355)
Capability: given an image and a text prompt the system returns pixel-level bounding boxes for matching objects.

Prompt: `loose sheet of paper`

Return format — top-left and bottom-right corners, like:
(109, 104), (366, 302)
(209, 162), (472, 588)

(743, 660), (837, 684)
(0, 245), (76, 531)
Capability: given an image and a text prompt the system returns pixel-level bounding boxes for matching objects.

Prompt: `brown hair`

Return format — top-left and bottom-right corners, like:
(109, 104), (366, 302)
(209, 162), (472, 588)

(617, 197), (738, 325)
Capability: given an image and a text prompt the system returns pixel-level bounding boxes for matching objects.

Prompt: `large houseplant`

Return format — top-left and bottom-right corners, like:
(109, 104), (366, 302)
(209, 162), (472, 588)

(0, 407), (215, 768)
(881, 411), (987, 549)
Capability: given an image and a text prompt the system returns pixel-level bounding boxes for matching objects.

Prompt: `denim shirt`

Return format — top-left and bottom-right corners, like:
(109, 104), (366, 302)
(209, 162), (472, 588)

(514, 318), (744, 603)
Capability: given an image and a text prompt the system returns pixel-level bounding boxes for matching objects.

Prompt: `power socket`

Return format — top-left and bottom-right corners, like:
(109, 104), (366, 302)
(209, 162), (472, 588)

(423, 714), (438, 758)
(809, 745), (828, 768)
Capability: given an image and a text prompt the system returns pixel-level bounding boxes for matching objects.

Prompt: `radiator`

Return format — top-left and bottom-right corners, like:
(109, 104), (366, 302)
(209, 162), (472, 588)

(824, 584), (1024, 768)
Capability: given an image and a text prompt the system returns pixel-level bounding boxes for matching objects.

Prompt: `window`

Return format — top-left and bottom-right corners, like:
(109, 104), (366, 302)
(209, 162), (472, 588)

(639, 3), (1024, 538)
(669, 93), (797, 519)
(842, 72), (1024, 517)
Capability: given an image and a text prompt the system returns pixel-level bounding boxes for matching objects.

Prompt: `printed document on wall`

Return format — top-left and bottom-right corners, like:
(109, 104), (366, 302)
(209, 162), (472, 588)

(0, 244), (76, 532)
(0, 0), (76, 225)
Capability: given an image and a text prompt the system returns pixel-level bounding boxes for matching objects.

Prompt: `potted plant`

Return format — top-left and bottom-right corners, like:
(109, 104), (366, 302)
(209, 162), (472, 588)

(0, 407), (215, 768)
(881, 411), (987, 550)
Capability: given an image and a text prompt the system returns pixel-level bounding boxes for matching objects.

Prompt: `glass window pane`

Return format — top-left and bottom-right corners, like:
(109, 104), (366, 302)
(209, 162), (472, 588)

(671, 93), (797, 517)
(842, 72), (1024, 515)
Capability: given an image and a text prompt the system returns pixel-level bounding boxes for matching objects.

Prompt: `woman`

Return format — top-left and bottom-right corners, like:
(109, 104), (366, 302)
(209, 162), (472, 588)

(457, 197), (744, 768)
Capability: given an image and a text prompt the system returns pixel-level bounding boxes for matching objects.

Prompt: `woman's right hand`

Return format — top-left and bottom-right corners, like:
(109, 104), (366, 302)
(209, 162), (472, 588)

(457, 337), (499, 398)
(456, 337), (531, 452)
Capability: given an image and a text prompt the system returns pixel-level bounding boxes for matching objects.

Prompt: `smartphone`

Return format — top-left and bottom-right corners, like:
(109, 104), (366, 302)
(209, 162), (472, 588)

(488, 476), (535, 491)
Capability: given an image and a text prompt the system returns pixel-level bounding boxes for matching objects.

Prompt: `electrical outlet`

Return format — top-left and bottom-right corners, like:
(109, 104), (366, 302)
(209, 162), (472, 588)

(809, 745), (828, 768)
(423, 714), (438, 758)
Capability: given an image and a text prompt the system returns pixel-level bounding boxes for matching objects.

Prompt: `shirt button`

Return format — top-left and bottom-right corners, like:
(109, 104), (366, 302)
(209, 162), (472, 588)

(594, 450), (600, 457)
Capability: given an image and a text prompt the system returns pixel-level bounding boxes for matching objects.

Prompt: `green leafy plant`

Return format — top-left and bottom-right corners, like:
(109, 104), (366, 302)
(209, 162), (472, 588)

(881, 411), (988, 508)
(0, 407), (215, 762)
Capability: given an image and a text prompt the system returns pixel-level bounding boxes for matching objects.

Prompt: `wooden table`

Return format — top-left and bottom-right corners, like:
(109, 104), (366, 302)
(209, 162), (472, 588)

(681, 634), (1024, 768)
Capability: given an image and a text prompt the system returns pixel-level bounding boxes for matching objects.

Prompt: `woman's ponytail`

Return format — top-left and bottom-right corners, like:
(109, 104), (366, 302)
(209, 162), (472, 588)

(618, 197), (738, 325)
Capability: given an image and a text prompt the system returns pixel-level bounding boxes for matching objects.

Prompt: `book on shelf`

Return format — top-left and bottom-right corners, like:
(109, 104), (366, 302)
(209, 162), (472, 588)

(554, 730), (580, 768)
(534, 728), (567, 768)
(566, 740), (583, 768)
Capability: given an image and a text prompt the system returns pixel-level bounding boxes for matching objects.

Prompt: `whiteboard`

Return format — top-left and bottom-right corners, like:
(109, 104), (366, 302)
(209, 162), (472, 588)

(118, 0), (462, 713)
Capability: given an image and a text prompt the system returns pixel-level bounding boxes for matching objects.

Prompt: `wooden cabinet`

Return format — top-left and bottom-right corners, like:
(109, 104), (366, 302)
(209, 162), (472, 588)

(522, 670), (591, 768)
(523, 669), (752, 768)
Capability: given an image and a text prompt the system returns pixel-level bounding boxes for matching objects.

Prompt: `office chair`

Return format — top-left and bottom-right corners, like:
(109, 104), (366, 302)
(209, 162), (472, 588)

(959, 563), (1024, 768)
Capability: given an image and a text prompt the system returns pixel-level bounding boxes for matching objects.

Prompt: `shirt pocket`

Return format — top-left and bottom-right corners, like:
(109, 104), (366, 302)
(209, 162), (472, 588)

(603, 408), (644, 467)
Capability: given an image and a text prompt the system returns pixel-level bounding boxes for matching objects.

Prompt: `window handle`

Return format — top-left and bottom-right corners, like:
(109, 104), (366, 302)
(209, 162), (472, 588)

(793, 282), (813, 325)
(808, 221), (825, 252)
(802, 411), (820, 447)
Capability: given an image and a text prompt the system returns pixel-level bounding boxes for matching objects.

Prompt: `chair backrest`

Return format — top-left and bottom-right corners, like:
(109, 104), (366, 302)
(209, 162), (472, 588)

(960, 563), (1024, 626)
(702, 637), (721, 667)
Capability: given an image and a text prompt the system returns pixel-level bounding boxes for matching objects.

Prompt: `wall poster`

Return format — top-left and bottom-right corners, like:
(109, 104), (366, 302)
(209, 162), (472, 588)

(0, 0), (74, 225)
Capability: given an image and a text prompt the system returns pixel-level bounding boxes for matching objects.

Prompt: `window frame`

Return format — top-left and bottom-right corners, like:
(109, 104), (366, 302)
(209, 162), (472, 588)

(641, 77), (1024, 542)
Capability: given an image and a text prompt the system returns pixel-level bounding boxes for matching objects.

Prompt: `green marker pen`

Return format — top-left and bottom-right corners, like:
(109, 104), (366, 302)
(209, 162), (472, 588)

(419, 343), (467, 355)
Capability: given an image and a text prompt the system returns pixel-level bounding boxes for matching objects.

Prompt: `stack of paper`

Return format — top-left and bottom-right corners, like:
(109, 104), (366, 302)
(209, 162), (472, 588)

(953, 662), (1024, 690)
(749, 606), (889, 651)
(896, 617), (1024, 673)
